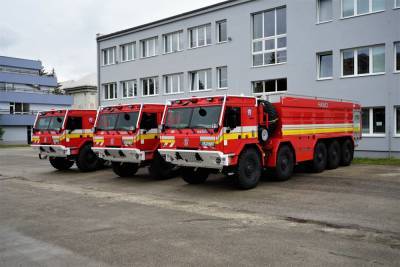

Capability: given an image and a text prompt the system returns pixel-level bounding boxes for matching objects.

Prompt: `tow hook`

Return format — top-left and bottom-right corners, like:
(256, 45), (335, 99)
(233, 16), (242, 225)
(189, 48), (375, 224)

(39, 154), (48, 160)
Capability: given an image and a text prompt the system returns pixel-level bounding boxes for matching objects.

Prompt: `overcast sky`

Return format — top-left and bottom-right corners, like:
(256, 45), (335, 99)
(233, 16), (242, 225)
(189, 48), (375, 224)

(0, 0), (225, 82)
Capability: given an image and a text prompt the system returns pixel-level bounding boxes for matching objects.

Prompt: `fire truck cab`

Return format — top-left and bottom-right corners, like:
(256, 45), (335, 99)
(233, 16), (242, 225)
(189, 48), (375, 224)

(31, 110), (103, 172)
(158, 95), (361, 189)
(91, 104), (174, 179)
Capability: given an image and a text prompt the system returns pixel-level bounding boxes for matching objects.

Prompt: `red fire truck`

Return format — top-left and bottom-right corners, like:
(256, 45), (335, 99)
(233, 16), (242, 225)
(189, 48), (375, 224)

(158, 95), (361, 189)
(31, 110), (103, 172)
(91, 104), (174, 179)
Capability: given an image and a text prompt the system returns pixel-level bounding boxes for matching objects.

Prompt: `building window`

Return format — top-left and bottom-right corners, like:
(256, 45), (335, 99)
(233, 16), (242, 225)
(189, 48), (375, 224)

(103, 83), (117, 100)
(121, 80), (137, 98)
(252, 78), (287, 94)
(318, 51), (333, 79)
(252, 7), (287, 67)
(395, 107), (400, 135)
(189, 24), (211, 48)
(164, 73), (183, 94)
(396, 0), (400, 8)
(142, 77), (159, 96)
(317, 0), (333, 23)
(395, 42), (400, 72)
(163, 31), (183, 54)
(217, 66), (228, 89)
(9, 102), (30, 114)
(190, 69), (212, 91)
(342, 0), (385, 18)
(102, 47), (116, 66)
(342, 45), (385, 77)
(217, 20), (228, 43)
(141, 37), (158, 58)
(362, 107), (386, 135)
(120, 42), (136, 62)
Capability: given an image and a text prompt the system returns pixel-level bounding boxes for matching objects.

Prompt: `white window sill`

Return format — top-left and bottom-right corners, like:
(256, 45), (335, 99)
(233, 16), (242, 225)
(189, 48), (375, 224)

(341, 72), (385, 79)
(317, 77), (333, 81)
(122, 96), (138, 99)
(253, 91), (287, 96)
(141, 94), (159, 98)
(163, 50), (183, 55)
(252, 62), (287, 69)
(101, 63), (116, 67)
(394, 70), (400, 74)
(340, 10), (385, 20)
(217, 87), (228, 90)
(120, 59), (136, 63)
(394, 7), (400, 10)
(394, 134), (400, 138)
(103, 98), (118, 101)
(188, 44), (212, 50)
(217, 41), (228, 45)
(164, 92), (185, 96)
(140, 55), (158, 60)
(362, 134), (386, 138)
(190, 89), (213, 93)
(316, 19), (333, 25)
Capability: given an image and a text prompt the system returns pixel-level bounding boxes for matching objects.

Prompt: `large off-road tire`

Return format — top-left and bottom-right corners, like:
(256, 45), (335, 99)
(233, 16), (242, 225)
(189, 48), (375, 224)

(273, 145), (294, 181)
(148, 152), (174, 180)
(75, 144), (102, 172)
(112, 162), (139, 177)
(340, 139), (354, 166)
(312, 142), (328, 173)
(234, 148), (262, 190)
(49, 157), (74, 171)
(181, 167), (209, 184)
(327, 140), (341, 170)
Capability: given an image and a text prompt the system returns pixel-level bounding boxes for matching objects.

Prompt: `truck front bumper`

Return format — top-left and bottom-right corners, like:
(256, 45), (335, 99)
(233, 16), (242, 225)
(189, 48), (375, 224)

(92, 147), (145, 163)
(158, 149), (232, 170)
(31, 145), (71, 158)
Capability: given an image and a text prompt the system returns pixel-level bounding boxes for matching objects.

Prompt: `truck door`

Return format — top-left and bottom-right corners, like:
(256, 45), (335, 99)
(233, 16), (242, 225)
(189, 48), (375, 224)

(139, 113), (159, 150)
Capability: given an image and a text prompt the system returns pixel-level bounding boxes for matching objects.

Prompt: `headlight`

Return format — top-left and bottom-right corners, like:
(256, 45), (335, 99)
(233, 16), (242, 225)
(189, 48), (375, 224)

(200, 141), (215, 148)
(122, 138), (134, 146)
(52, 136), (60, 144)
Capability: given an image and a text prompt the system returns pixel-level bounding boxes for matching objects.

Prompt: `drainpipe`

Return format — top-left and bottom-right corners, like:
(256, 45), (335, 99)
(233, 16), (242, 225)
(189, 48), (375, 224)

(388, 90), (392, 159)
(96, 34), (101, 109)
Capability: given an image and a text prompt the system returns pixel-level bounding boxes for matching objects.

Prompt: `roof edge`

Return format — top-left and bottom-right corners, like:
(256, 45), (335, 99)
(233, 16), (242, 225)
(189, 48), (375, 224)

(97, 0), (252, 41)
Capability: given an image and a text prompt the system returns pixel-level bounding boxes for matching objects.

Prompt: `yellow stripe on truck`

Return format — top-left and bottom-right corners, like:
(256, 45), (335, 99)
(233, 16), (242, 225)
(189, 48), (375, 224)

(283, 127), (354, 136)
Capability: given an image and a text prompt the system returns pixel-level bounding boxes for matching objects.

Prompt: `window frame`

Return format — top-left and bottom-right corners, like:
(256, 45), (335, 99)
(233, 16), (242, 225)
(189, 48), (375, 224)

(188, 24), (212, 49)
(189, 69), (212, 92)
(140, 37), (158, 58)
(395, 106), (400, 137)
(317, 0), (333, 23)
(341, 45), (385, 78)
(141, 77), (159, 97)
(217, 66), (228, 89)
(395, 42), (400, 73)
(362, 107), (386, 137)
(341, 0), (386, 19)
(396, 0), (400, 8)
(9, 102), (30, 115)
(317, 51), (334, 80)
(102, 47), (116, 66)
(103, 83), (118, 100)
(252, 7), (287, 67)
(216, 20), (228, 43)
(121, 80), (137, 99)
(163, 31), (183, 54)
(120, 42), (136, 62)
(164, 73), (184, 95)
(252, 78), (288, 95)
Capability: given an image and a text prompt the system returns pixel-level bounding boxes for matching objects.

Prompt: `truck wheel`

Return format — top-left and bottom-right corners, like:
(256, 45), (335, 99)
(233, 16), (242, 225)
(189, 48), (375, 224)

(181, 167), (209, 184)
(327, 141), (341, 169)
(274, 145), (294, 181)
(235, 148), (261, 190)
(112, 162), (139, 177)
(149, 152), (174, 179)
(76, 144), (102, 172)
(312, 142), (327, 173)
(49, 157), (74, 171)
(340, 139), (354, 166)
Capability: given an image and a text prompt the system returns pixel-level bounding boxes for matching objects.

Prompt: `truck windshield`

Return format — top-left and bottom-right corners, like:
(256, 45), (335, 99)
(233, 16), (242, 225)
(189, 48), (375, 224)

(35, 116), (64, 131)
(165, 106), (221, 129)
(97, 112), (139, 131)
